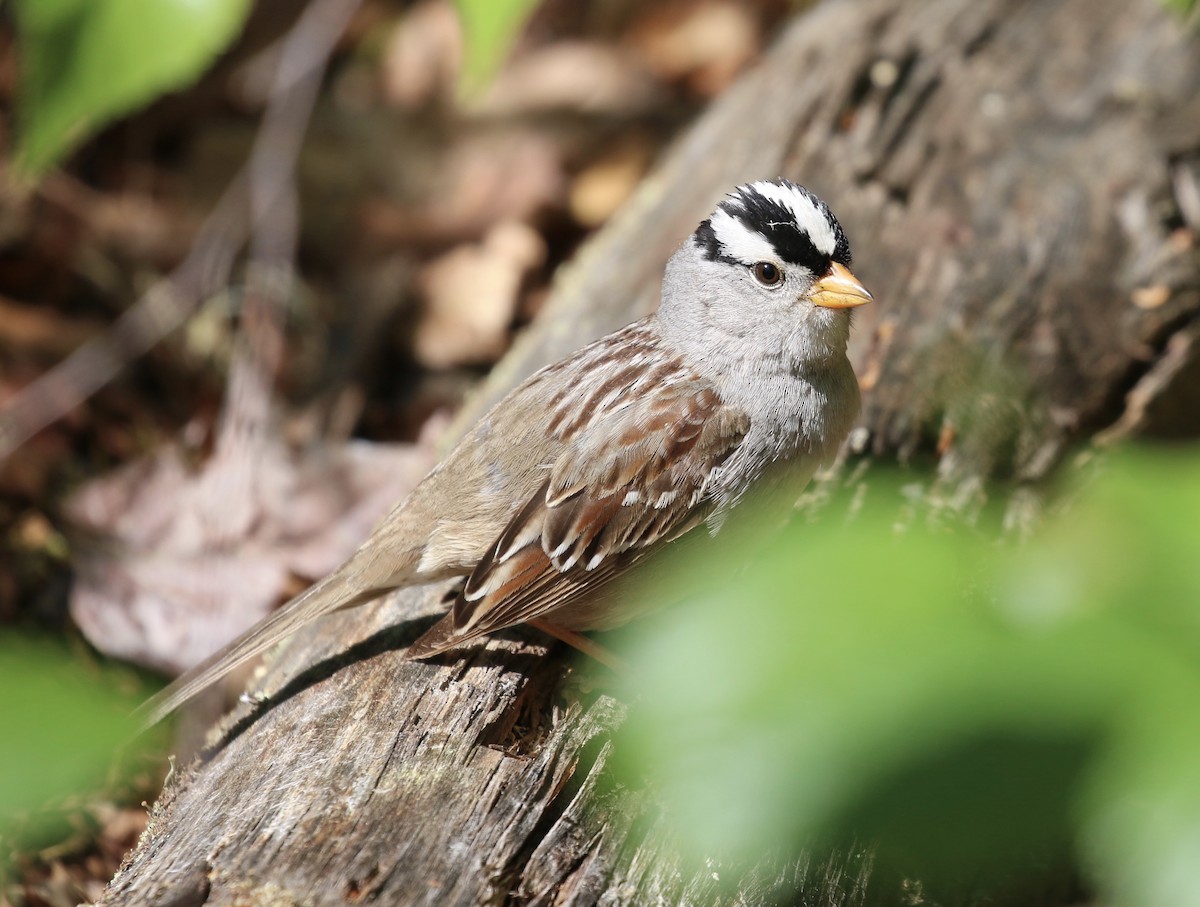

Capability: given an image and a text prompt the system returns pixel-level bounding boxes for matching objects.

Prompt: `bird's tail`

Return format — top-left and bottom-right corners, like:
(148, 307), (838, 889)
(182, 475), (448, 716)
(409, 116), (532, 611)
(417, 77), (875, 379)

(404, 610), (463, 661)
(136, 569), (390, 731)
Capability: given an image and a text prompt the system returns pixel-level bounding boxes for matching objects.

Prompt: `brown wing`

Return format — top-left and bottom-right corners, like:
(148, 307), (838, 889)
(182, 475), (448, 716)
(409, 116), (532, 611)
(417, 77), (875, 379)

(410, 380), (748, 655)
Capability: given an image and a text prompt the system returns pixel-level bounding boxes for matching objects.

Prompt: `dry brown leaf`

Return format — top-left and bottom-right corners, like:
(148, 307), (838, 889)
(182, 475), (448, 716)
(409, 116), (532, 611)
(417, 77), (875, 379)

(0, 295), (105, 355)
(359, 131), (564, 248)
(20, 861), (87, 907)
(38, 176), (194, 267)
(0, 422), (74, 500)
(66, 418), (446, 675)
(11, 803), (149, 907)
(626, 0), (761, 97)
(1131, 283), (1171, 309)
(478, 41), (664, 116)
(569, 139), (654, 228)
(381, 0), (462, 108)
(413, 221), (545, 368)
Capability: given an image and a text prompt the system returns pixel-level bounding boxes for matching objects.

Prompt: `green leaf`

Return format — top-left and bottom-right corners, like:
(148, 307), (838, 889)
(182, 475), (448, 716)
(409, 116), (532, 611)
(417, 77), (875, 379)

(13, 0), (89, 32)
(0, 635), (155, 862)
(1080, 682), (1200, 907)
(1163, 0), (1197, 16)
(616, 448), (1200, 905)
(13, 0), (253, 176)
(454, 0), (541, 96)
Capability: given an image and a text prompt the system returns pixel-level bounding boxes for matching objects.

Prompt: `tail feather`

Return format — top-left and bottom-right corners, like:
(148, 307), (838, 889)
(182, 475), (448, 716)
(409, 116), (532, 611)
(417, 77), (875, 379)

(136, 571), (390, 731)
(404, 611), (465, 661)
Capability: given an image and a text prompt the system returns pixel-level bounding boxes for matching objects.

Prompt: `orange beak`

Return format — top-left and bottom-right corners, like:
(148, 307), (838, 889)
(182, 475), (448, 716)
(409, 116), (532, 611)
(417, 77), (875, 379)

(809, 262), (873, 309)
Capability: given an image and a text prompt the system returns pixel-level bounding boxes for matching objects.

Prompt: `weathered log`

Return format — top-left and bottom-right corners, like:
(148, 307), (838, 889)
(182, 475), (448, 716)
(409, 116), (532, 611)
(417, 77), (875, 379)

(104, 0), (1200, 904)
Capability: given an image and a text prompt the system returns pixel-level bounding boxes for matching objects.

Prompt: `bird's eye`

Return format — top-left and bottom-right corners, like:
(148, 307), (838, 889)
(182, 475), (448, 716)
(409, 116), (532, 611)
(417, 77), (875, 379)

(752, 261), (783, 287)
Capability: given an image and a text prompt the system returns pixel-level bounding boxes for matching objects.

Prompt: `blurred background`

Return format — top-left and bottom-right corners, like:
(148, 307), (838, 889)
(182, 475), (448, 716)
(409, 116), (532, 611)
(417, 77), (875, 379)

(1, 0), (1199, 905)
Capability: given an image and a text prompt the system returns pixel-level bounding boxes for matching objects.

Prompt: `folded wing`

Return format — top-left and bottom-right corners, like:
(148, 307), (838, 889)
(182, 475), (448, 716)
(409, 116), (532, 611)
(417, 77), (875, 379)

(409, 374), (749, 655)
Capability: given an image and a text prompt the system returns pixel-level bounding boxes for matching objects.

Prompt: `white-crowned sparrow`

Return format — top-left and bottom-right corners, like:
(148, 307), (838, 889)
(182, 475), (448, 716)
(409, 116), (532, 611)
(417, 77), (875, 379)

(141, 178), (871, 726)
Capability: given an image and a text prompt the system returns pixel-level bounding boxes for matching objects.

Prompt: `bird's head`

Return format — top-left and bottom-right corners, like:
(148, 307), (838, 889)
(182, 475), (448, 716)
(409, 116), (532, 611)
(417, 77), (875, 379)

(661, 179), (872, 369)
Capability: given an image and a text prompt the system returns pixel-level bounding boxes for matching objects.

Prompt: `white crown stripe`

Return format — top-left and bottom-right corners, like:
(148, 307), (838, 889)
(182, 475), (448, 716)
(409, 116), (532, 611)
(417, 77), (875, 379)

(709, 208), (779, 265)
(746, 180), (838, 257)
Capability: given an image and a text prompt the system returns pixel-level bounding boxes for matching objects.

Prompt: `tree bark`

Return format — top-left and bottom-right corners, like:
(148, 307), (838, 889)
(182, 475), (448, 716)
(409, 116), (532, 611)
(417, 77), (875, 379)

(104, 0), (1200, 904)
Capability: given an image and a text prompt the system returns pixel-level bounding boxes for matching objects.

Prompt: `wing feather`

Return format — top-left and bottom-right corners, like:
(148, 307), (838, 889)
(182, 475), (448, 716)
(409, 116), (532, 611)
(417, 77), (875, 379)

(431, 379), (749, 647)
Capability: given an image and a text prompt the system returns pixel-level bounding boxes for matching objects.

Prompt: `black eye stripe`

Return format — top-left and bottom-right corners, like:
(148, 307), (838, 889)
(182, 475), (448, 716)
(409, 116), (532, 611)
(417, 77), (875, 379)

(719, 198), (830, 274)
(694, 218), (738, 265)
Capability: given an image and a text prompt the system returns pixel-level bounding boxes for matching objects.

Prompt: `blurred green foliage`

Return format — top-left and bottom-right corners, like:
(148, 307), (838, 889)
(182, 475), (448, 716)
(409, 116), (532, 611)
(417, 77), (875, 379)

(11, 0), (540, 177)
(455, 0), (541, 96)
(618, 447), (1200, 905)
(0, 635), (155, 873)
(12, 0), (253, 175)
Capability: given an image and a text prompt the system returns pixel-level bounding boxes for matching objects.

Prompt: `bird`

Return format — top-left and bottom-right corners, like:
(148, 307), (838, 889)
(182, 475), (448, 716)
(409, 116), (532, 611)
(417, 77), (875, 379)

(139, 178), (872, 728)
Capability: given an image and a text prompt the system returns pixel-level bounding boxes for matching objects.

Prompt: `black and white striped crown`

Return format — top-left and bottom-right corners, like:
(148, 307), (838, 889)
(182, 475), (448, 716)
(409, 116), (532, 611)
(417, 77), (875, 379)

(694, 179), (851, 275)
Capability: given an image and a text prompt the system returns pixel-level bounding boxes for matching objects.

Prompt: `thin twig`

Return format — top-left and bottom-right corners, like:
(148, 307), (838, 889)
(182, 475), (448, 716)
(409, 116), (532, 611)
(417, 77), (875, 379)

(199, 0), (362, 544)
(0, 0), (362, 465)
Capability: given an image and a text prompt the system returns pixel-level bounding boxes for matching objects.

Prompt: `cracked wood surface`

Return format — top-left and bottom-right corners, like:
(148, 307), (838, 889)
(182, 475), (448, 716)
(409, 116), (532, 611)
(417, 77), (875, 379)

(105, 0), (1200, 904)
